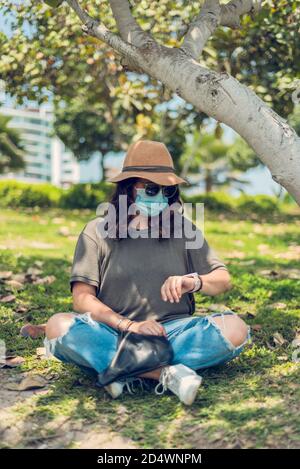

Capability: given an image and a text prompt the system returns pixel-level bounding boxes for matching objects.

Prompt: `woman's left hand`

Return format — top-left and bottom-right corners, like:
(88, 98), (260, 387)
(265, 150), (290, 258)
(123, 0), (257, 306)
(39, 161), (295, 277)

(161, 275), (195, 303)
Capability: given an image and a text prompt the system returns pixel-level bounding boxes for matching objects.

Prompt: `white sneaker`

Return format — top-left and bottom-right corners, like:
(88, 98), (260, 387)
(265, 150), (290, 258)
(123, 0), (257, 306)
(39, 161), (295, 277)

(104, 377), (146, 399)
(154, 364), (202, 405)
(104, 381), (124, 399)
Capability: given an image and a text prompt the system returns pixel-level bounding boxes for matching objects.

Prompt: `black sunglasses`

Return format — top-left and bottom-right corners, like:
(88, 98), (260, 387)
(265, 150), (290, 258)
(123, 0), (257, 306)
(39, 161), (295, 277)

(140, 182), (179, 199)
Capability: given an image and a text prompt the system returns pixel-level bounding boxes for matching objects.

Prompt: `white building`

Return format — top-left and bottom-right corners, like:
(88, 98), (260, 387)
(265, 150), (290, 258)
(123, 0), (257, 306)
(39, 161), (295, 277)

(0, 104), (81, 187)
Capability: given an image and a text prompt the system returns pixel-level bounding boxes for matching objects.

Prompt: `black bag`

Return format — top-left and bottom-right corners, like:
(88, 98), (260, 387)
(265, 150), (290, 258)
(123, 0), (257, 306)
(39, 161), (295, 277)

(97, 329), (174, 387)
(97, 247), (194, 387)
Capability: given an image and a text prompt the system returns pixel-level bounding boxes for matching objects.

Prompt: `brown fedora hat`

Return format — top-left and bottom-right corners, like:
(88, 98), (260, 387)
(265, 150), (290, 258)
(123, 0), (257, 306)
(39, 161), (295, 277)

(106, 139), (189, 186)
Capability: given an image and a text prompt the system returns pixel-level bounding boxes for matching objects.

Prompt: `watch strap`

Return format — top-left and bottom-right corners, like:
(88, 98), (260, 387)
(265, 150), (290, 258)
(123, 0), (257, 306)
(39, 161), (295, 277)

(183, 272), (202, 293)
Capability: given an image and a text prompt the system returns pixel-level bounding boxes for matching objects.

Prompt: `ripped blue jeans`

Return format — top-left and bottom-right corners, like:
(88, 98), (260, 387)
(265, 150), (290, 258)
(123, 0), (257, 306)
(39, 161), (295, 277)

(44, 311), (251, 375)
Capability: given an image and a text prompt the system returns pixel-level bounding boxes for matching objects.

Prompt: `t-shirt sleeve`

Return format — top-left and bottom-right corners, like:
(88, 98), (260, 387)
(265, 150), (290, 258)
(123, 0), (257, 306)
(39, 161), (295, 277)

(70, 231), (100, 292)
(187, 237), (228, 275)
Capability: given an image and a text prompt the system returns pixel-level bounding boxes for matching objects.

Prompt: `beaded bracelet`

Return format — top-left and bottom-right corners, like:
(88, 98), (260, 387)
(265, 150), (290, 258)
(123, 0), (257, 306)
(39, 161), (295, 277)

(116, 317), (128, 331)
(124, 320), (134, 332)
(116, 317), (133, 332)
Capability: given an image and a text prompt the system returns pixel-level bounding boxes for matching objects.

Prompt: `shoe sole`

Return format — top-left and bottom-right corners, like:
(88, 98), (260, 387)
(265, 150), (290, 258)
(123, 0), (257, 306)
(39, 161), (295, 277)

(104, 384), (123, 399)
(181, 377), (202, 406)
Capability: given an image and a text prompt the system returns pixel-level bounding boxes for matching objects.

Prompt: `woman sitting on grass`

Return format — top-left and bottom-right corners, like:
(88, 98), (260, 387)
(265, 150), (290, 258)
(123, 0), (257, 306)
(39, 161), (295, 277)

(22, 140), (250, 406)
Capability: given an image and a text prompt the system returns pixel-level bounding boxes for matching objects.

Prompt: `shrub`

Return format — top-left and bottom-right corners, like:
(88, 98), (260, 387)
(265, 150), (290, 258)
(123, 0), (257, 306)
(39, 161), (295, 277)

(0, 180), (114, 209)
(59, 182), (114, 209)
(0, 180), (61, 208)
(236, 194), (279, 215)
(282, 192), (297, 205)
(181, 191), (235, 213)
(0, 180), (282, 215)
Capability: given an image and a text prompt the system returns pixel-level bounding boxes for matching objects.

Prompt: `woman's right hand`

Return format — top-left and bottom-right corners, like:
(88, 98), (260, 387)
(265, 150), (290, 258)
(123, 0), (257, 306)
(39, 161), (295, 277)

(126, 319), (167, 337)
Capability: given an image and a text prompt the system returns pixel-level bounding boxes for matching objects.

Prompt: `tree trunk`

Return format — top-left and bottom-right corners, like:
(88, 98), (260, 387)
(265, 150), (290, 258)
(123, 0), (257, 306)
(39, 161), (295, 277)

(100, 152), (106, 181)
(66, 0), (300, 205)
(205, 170), (213, 193)
(130, 43), (300, 204)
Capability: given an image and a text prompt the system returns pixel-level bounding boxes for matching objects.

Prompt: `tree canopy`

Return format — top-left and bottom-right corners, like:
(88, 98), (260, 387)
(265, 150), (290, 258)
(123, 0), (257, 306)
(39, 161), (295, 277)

(1, 1), (299, 150)
(0, 114), (25, 174)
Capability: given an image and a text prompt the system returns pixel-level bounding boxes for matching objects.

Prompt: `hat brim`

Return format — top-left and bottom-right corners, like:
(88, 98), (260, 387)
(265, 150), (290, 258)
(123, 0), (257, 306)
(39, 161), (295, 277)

(107, 171), (189, 186)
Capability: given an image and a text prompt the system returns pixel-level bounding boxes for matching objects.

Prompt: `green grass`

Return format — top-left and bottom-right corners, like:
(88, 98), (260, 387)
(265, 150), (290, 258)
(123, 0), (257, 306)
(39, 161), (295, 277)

(0, 207), (299, 449)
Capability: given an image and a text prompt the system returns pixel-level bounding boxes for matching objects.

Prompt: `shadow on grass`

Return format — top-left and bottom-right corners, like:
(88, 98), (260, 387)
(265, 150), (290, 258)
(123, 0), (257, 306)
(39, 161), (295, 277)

(0, 252), (72, 357)
(1, 245), (299, 448)
(19, 351), (300, 448)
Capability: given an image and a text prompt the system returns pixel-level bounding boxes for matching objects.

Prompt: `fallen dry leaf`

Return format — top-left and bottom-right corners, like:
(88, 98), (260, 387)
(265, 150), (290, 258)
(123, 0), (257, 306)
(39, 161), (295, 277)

(58, 226), (70, 236)
(277, 355), (288, 361)
(4, 280), (24, 290)
(36, 347), (46, 356)
(33, 275), (56, 286)
(6, 375), (48, 391)
(26, 267), (43, 277)
(233, 240), (245, 247)
(45, 371), (60, 380)
(273, 332), (287, 347)
(266, 302), (287, 310)
(259, 268), (300, 280)
(20, 323), (46, 339)
(14, 305), (28, 314)
(36, 347), (48, 360)
(274, 246), (300, 260)
(1, 356), (25, 368)
(282, 269), (300, 279)
(0, 294), (16, 303)
(116, 405), (129, 416)
(259, 269), (280, 278)
(226, 251), (246, 259)
(291, 331), (300, 348)
(252, 324), (262, 332)
(238, 260), (256, 266)
(0, 271), (12, 280)
(11, 273), (26, 284)
(29, 241), (55, 249)
(258, 244), (272, 254)
(52, 217), (65, 225)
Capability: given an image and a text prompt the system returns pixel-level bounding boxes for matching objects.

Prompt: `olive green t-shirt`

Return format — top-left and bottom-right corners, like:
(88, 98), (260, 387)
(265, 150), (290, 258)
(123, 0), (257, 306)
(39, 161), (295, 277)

(70, 216), (228, 324)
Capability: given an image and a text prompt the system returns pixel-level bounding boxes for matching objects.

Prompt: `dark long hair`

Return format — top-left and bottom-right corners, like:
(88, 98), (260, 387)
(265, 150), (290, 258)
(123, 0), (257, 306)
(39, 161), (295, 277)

(104, 177), (184, 240)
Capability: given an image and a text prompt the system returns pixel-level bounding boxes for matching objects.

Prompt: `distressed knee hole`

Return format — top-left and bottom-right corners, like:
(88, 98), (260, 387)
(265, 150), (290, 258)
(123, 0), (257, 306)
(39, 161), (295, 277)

(211, 314), (248, 348)
(45, 313), (75, 340)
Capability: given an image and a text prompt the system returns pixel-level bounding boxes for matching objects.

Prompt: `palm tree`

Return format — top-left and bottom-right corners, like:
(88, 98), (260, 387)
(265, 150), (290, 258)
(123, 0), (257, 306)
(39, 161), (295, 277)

(181, 123), (259, 193)
(0, 114), (26, 174)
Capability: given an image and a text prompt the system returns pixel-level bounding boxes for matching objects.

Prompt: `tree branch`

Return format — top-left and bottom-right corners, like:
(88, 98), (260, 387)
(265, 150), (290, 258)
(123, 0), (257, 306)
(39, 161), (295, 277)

(221, 0), (262, 28)
(65, 0), (142, 65)
(181, 0), (262, 60)
(181, 0), (221, 59)
(108, 0), (153, 47)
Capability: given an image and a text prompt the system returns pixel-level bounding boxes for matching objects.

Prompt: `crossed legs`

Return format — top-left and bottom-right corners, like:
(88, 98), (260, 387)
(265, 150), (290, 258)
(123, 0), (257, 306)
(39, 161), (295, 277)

(43, 312), (249, 381)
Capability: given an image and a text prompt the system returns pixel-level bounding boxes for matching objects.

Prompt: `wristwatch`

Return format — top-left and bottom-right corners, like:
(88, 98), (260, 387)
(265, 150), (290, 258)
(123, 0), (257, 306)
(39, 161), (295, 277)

(183, 272), (203, 293)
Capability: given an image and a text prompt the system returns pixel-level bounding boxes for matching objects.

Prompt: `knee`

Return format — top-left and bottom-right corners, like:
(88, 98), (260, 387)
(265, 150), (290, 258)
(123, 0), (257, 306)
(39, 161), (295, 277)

(212, 314), (248, 348)
(45, 313), (75, 340)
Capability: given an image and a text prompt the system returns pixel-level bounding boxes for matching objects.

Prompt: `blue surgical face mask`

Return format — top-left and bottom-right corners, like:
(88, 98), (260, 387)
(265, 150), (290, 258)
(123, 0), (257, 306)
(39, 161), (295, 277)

(135, 188), (169, 217)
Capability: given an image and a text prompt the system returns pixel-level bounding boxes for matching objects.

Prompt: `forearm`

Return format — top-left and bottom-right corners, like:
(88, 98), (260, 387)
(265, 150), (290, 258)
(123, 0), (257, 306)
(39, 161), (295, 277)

(73, 292), (127, 330)
(198, 268), (232, 296)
